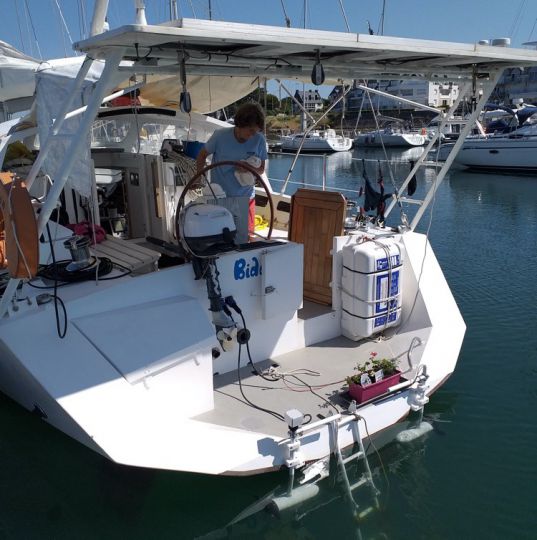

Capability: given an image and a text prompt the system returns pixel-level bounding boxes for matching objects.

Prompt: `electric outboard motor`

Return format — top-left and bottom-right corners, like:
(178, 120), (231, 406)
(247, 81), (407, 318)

(181, 203), (237, 256)
(178, 202), (239, 350)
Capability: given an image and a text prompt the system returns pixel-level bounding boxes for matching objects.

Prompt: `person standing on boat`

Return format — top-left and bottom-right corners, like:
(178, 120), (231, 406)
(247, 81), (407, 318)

(196, 102), (267, 234)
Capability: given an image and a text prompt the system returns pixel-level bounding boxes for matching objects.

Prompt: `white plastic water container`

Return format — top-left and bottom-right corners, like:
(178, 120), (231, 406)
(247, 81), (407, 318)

(341, 306), (402, 341)
(340, 237), (403, 340)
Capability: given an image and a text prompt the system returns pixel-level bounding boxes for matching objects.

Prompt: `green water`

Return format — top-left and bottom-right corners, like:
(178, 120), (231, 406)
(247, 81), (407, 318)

(1, 150), (536, 539)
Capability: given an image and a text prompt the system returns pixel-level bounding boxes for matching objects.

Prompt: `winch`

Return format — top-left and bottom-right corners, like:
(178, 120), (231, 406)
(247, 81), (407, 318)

(63, 235), (95, 271)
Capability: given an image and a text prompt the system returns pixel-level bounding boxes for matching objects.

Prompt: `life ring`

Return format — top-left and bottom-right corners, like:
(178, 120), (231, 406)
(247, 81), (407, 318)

(0, 172), (39, 278)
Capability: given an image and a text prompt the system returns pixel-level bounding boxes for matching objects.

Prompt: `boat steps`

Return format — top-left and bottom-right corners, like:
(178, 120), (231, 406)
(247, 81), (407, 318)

(331, 411), (380, 516)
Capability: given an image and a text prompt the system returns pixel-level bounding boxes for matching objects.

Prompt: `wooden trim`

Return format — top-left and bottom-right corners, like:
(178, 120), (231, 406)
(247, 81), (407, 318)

(289, 189), (345, 305)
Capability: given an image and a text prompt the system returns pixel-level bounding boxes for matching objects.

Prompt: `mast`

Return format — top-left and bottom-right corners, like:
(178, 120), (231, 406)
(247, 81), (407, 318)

(89, 0), (109, 36)
(170, 0), (178, 19)
(135, 0), (147, 25)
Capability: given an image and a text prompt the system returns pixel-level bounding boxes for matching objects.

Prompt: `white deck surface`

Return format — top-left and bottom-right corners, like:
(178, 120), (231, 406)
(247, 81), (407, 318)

(195, 327), (430, 437)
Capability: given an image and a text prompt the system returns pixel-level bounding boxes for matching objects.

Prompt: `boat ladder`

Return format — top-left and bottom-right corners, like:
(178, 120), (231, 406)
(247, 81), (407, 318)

(330, 405), (380, 520)
(281, 406), (380, 519)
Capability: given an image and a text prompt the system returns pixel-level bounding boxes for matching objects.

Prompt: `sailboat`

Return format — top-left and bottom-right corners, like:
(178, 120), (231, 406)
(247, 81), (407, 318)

(281, 129), (353, 152)
(0, 2), (536, 488)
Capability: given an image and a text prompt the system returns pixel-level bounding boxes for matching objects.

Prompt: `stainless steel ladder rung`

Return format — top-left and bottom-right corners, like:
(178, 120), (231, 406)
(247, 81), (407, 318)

(342, 451), (363, 465)
(349, 476), (368, 491)
(331, 413), (380, 519)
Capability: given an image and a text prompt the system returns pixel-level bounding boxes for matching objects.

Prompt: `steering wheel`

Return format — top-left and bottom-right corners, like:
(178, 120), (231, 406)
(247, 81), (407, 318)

(175, 160), (275, 242)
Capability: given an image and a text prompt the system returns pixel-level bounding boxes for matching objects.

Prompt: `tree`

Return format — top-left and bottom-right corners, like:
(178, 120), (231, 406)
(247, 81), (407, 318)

(279, 97), (294, 115)
(233, 88), (280, 115)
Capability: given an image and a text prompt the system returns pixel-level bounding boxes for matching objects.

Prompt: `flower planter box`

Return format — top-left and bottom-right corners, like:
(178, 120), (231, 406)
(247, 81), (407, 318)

(348, 371), (401, 403)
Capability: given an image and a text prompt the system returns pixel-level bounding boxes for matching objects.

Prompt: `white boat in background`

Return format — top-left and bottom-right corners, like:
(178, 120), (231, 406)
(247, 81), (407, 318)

(433, 119), (537, 171)
(281, 129), (352, 152)
(1, 3), (536, 496)
(354, 127), (426, 147)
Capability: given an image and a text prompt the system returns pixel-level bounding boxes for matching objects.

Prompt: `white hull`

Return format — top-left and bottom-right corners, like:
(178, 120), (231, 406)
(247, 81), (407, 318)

(455, 136), (537, 171)
(354, 131), (426, 147)
(0, 229), (464, 475)
(281, 133), (353, 153)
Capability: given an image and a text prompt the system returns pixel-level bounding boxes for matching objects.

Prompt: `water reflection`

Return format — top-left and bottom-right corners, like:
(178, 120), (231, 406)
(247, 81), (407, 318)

(196, 418), (439, 540)
(268, 148), (427, 199)
(357, 146), (426, 163)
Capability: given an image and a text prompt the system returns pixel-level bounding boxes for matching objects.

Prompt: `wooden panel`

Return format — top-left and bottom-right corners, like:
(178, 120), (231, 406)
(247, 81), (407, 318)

(92, 235), (160, 274)
(289, 189), (345, 305)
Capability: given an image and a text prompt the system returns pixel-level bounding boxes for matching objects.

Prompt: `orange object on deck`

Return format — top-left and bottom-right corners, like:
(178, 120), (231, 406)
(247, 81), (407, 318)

(0, 172), (39, 278)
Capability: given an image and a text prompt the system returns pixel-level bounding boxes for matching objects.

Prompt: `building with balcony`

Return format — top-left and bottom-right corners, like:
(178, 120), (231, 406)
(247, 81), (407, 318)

(493, 67), (537, 105)
(292, 89), (323, 113)
(329, 80), (459, 112)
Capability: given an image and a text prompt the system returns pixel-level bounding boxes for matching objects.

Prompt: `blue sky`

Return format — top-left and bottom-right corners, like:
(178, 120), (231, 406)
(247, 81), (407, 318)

(3, 0), (537, 97)
(5, 0), (537, 59)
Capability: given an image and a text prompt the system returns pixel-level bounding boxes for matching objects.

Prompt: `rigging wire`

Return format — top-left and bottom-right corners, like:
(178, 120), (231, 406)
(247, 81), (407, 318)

(77, 0), (84, 40)
(22, 0), (33, 57)
(337, 0), (350, 32)
(378, 0), (386, 36)
(527, 15), (537, 41)
(508, 0), (527, 39)
(53, 0), (68, 57)
(188, 0), (197, 18)
(13, 0), (26, 54)
(54, 0), (76, 53)
(280, 0), (291, 27)
(361, 80), (406, 220)
(24, 0), (43, 59)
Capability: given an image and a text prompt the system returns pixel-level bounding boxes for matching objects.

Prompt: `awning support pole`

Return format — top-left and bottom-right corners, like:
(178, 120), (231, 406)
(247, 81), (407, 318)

(409, 70), (504, 230)
(280, 84), (352, 195)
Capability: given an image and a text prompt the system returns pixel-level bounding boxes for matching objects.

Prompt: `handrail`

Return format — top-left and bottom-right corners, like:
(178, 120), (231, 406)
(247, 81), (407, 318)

(267, 176), (360, 196)
(407, 336), (424, 370)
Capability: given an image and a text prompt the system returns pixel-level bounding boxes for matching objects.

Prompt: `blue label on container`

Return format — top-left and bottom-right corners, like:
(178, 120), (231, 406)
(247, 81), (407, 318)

(376, 254), (400, 271)
(375, 270), (400, 314)
(374, 310), (399, 328)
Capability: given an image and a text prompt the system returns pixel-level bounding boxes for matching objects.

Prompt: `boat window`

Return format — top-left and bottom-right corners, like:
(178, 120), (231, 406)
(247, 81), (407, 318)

(92, 118), (131, 145)
(91, 118), (183, 154)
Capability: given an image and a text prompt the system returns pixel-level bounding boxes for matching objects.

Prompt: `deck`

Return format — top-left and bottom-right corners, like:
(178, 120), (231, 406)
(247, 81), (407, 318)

(195, 326), (430, 437)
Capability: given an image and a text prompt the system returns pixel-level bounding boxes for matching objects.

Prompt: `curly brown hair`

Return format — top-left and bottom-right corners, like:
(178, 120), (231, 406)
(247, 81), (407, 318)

(234, 102), (265, 130)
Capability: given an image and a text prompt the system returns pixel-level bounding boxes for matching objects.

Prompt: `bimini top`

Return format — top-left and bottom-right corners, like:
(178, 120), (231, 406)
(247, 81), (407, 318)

(74, 18), (537, 83)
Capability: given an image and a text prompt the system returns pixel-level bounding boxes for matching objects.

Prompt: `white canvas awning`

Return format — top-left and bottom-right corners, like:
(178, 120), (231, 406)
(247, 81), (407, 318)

(0, 41), (40, 103)
(138, 74), (258, 114)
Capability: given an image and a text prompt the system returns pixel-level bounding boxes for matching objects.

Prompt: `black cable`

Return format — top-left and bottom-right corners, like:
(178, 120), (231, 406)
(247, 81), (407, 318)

(97, 260), (132, 280)
(38, 257), (114, 282)
(236, 344), (285, 422)
(227, 296), (316, 423)
(45, 223), (67, 339)
(27, 280), (68, 290)
(238, 311), (279, 383)
(29, 257), (131, 288)
(287, 373), (340, 415)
